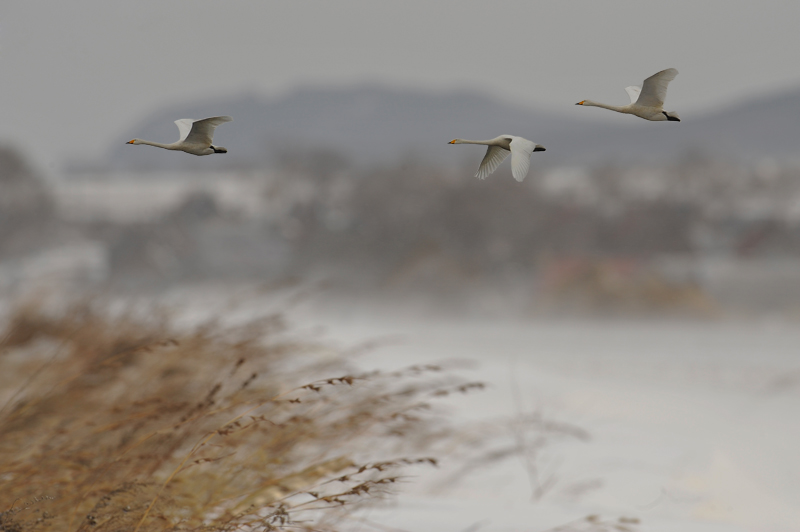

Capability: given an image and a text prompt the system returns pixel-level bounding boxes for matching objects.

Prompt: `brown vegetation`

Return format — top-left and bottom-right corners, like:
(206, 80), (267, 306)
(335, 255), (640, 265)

(536, 256), (715, 315)
(0, 302), (476, 531)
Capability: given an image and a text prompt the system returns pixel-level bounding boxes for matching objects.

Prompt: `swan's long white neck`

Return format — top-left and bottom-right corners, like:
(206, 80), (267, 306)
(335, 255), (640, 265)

(451, 139), (496, 145)
(136, 139), (180, 150)
(581, 100), (629, 113)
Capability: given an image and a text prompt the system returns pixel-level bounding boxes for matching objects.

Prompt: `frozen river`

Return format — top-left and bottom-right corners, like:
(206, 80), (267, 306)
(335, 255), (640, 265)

(284, 297), (800, 532)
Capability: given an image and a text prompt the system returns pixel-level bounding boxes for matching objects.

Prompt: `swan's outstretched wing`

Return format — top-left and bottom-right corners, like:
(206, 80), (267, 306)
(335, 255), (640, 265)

(625, 86), (641, 105)
(509, 137), (536, 182)
(174, 119), (196, 142)
(184, 116), (233, 146)
(476, 145), (510, 179)
(636, 68), (678, 108)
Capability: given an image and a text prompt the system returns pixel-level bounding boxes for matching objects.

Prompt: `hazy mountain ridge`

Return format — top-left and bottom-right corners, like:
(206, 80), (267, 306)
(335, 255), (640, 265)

(100, 86), (574, 172)
(96, 84), (800, 173)
(559, 87), (800, 164)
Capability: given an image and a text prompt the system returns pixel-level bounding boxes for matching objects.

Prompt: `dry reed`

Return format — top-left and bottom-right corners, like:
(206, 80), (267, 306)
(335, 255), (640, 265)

(0, 301), (474, 532)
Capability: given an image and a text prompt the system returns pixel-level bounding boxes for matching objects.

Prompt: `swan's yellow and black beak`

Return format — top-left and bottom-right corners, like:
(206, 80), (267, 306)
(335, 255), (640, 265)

(575, 101), (585, 106)
(448, 140), (456, 144)
(126, 140), (135, 144)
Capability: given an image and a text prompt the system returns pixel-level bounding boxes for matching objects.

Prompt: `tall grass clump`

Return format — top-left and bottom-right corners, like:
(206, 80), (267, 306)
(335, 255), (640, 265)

(0, 301), (474, 531)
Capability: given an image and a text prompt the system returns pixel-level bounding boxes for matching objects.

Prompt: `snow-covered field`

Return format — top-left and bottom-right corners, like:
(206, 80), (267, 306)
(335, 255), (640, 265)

(284, 298), (800, 532)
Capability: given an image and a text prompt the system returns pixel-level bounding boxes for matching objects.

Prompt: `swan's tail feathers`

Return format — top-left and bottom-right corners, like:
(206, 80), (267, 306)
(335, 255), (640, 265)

(212, 146), (228, 154)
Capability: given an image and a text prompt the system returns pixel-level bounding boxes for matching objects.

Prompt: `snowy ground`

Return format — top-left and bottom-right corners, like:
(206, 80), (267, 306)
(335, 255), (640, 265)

(281, 297), (800, 532)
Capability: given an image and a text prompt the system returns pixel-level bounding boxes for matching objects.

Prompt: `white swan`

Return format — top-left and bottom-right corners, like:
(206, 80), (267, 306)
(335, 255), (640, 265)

(576, 68), (680, 122)
(449, 135), (545, 182)
(127, 116), (233, 155)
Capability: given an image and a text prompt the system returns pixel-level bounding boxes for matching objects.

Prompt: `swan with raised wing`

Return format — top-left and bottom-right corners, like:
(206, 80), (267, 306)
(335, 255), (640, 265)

(448, 135), (545, 182)
(127, 116), (233, 155)
(576, 68), (680, 122)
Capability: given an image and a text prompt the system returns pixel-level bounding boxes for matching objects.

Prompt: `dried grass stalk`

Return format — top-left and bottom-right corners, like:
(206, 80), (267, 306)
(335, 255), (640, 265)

(0, 302), (467, 532)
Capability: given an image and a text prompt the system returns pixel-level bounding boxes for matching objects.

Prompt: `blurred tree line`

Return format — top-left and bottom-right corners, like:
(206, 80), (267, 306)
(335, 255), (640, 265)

(0, 146), (57, 258)
(4, 144), (800, 311)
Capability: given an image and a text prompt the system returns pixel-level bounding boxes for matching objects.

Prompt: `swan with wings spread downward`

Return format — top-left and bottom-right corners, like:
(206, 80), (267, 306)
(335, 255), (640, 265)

(576, 68), (681, 122)
(127, 116), (233, 155)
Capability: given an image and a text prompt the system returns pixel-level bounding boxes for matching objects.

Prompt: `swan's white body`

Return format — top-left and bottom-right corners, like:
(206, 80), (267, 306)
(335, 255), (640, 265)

(449, 135), (545, 182)
(127, 116), (233, 155)
(576, 68), (680, 122)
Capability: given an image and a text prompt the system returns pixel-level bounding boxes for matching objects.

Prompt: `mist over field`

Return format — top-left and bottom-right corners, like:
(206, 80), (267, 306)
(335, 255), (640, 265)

(8, 87), (800, 317)
(2, 2), (800, 531)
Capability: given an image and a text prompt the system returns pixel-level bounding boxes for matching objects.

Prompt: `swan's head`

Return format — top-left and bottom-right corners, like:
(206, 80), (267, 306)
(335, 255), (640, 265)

(575, 101), (586, 106)
(449, 139), (460, 144)
(127, 139), (141, 145)
(662, 111), (681, 122)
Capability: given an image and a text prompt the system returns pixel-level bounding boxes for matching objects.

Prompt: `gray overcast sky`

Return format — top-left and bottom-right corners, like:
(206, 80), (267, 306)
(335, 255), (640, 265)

(3, 0), (800, 170)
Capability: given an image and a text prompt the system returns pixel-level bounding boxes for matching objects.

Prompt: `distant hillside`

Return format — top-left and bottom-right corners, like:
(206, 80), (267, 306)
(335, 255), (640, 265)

(553, 88), (800, 164)
(101, 86), (574, 173)
(97, 84), (800, 173)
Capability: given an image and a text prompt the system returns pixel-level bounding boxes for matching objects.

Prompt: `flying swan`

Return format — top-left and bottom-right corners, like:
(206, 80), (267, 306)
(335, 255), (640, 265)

(448, 135), (545, 182)
(127, 116), (233, 155)
(576, 68), (680, 122)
